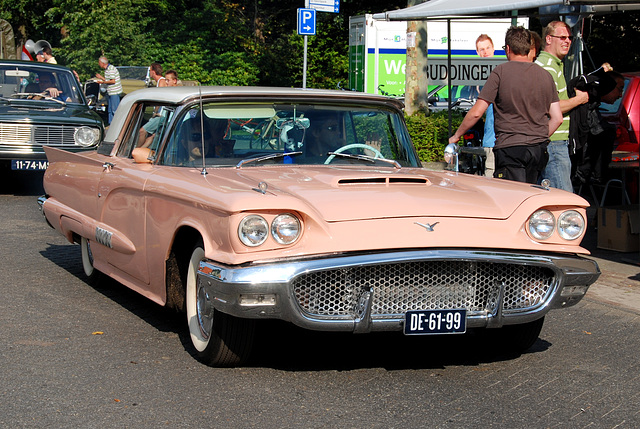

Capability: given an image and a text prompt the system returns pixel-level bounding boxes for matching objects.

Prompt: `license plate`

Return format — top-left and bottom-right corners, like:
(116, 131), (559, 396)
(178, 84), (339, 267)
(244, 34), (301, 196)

(11, 160), (49, 170)
(404, 309), (467, 335)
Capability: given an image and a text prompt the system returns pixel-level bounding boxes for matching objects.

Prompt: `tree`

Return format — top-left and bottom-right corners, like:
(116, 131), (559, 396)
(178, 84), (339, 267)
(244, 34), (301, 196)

(585, 12), (640, 72)
(0, 0), (58, 43)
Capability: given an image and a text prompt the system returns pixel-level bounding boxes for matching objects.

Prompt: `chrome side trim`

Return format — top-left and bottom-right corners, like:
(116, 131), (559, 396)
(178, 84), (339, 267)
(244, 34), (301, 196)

(37, 195), (47, 212)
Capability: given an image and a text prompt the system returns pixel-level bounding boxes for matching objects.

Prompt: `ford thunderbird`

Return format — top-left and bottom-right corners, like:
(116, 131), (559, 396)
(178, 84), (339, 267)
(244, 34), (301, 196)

(39, 86), (600, 366)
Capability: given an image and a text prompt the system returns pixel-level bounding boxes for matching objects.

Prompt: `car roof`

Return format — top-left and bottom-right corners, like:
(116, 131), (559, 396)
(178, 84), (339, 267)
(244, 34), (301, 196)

(0, 59), (75, 73)
(117, 85), (405, 105)
(106, 86), (406, 142)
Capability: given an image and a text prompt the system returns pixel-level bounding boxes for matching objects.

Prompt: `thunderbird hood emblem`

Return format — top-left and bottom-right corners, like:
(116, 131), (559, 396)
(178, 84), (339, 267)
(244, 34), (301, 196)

(415, 221), (439, 232)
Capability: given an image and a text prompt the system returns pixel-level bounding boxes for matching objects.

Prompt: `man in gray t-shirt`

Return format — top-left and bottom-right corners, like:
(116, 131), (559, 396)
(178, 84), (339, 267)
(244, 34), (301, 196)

(449, 27), (562, 184)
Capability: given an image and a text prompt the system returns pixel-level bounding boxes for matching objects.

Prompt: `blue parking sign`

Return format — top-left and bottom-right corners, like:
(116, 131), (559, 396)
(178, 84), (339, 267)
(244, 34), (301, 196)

(297, 8), (316, 36)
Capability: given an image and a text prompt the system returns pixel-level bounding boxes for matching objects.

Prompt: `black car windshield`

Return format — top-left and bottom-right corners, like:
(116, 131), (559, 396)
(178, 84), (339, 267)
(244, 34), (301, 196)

(159, 102), (420, 168)
(0, 64), (84, 104)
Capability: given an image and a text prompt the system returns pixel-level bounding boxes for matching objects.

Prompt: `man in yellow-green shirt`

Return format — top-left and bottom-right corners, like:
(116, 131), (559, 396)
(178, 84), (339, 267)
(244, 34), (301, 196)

(535, 21), (588, 192)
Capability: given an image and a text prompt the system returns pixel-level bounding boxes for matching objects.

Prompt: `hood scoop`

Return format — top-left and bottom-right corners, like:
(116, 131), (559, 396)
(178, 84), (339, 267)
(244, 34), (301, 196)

(338, 177), (429, 186)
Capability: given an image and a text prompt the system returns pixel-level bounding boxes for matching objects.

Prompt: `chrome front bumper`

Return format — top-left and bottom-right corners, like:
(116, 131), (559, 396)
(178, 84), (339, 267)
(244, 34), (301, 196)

(197, 250), (600, 333)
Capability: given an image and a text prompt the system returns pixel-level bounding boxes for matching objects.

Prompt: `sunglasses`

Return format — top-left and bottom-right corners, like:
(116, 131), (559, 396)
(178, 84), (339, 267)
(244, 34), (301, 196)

(549, 35), (573, 41)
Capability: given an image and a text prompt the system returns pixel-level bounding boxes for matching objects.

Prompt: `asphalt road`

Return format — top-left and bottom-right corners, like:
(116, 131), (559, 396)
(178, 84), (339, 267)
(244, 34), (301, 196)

(1, 170), (639, 428)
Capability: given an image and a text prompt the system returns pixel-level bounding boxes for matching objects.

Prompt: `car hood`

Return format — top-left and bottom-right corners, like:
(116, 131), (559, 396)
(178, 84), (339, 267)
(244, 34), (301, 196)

(0, 101), (102, 126)
(204, 166), (575, 222)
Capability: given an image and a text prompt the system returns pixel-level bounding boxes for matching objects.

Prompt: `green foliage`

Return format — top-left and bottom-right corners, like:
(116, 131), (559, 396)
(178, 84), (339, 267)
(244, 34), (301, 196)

(405, 110), (464, 163)
(586, 13), (640, 72)
(4, 1), (638, 92)
(49, 0), (156, 80)
(208, 52), (260, 86)
(0, 0), (409, 88)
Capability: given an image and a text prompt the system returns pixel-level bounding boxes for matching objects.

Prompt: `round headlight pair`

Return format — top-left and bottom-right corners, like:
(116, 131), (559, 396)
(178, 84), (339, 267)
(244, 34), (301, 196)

(75, 126), (101, 147)
(528, 209), (585, 241)
(238, 214), (301, 247)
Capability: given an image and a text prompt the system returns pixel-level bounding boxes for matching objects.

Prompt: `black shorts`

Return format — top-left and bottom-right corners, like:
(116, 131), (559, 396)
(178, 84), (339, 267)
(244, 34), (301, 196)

(493, 142), (549, 184)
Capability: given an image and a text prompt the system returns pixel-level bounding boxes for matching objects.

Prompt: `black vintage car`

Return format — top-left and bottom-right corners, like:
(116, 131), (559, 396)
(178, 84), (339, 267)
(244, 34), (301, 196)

(0, 60), (103, 171)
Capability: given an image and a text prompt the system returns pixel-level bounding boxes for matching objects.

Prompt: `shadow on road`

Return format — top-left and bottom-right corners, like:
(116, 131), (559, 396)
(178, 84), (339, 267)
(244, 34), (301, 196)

(0, 170), (45, 196)
(41, 243), (549, 371)
(247, 320), (550, 371)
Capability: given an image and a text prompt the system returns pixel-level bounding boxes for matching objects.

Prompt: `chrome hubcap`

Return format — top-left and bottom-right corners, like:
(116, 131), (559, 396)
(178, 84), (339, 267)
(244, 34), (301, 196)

(196, 283), (213, 340)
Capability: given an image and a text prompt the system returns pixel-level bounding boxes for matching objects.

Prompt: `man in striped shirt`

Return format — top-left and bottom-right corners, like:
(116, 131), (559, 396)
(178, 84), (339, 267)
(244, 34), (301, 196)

(535, 21), (588, 192)
(95, 56), (123, 125)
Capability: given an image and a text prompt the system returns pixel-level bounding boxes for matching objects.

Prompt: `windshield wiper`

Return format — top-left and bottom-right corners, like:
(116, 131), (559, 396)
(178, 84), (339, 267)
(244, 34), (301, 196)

(327, 152), (401, 169)
(236, 151), (303, 168)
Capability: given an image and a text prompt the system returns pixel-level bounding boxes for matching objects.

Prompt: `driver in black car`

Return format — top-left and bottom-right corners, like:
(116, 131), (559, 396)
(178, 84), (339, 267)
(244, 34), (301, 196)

(29, 72), (68, 102)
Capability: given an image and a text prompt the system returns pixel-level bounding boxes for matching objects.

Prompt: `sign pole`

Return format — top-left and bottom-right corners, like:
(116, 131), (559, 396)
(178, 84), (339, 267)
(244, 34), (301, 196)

(303, 35), (308, 88)
(303, 0), (310, 88)
(299, 0), (337, 88)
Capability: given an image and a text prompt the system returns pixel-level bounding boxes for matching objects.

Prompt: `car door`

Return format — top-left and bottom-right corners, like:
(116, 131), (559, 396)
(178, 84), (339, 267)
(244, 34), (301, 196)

(94, 103), (173, 287)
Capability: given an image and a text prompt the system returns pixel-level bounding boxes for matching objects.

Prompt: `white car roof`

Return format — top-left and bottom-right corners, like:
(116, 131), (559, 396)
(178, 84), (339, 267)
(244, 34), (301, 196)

(105, 86), (404, 142)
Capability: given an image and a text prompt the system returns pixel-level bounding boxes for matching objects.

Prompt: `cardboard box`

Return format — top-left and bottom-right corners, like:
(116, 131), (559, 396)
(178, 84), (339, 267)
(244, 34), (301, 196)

(597, 205), (640, 252)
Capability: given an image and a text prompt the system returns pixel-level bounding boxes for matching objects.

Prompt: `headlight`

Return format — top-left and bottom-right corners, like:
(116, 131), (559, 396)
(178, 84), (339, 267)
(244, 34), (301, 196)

(557, 210), (585, 240)
(238, 215), (269, 246)
(74, 126), (101, 147)
(528, 209), (555, 240)
(271, 214), (301, 245)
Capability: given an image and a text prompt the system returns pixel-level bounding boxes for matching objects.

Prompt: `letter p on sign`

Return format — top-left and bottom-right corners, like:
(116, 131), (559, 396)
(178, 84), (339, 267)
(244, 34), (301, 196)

(298, 8), (316, 36)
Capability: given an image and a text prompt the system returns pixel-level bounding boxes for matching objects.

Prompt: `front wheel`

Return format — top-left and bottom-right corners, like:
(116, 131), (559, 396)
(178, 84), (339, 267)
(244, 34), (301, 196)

(185, 242), (255, 367)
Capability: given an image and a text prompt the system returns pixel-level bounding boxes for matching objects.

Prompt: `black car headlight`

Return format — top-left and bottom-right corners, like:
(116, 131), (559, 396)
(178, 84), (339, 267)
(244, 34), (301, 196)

(75, 126), (101, 147)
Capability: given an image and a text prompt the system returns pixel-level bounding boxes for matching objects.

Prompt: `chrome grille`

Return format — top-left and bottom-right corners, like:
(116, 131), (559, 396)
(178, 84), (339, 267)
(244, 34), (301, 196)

(292, 260), (555, 318)
(0, 123), (78, 147)
(34, 125), (77, 146)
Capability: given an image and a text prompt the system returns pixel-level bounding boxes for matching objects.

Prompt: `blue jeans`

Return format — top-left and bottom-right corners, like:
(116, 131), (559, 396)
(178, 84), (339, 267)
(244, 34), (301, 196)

(542, 140), (573, 192)
(108, 94), (121, 124)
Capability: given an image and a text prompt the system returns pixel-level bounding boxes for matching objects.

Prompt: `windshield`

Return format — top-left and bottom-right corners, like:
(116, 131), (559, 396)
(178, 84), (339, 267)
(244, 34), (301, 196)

(159, 102), (420, 168)
(0, 64), (84, 103)
(599, 77), (630, 115)
(117, 66), (150, 83)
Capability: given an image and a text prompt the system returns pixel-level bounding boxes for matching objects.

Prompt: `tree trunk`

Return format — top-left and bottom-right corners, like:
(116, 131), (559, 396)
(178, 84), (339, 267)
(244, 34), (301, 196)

(404, 0), (429, 116)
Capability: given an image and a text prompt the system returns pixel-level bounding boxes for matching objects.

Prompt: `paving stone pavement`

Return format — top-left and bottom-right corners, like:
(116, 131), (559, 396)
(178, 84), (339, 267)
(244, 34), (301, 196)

(579, 205), (640, 314)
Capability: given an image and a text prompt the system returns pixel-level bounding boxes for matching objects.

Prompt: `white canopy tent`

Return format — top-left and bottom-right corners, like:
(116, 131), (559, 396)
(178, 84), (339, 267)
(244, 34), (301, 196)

(372, 0), (640, 21)
(371, 0), (640, 129)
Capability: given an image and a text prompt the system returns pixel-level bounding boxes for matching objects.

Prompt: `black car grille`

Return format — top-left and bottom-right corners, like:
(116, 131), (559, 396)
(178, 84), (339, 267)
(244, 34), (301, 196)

(0, 123), (78, 147)
(292, 260), (555, 318)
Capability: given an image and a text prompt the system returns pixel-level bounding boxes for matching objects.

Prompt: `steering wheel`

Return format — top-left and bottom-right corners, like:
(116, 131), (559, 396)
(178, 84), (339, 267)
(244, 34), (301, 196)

(324, 143), (383, 164)
(249, 118), (278, 150)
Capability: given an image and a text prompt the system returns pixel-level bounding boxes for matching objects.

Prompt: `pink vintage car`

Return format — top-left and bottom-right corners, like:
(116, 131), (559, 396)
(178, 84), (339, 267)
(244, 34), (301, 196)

(39, 86), (600, 366)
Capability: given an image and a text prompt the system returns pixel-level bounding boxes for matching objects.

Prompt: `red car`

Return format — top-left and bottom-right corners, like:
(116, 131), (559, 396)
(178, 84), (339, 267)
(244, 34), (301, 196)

(599, 72), (639, 202)
(602, 72), (640, 155)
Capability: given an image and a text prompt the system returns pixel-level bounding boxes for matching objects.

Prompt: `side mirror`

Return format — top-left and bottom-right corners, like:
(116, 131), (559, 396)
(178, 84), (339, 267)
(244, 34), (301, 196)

(444, 142), (459, 172)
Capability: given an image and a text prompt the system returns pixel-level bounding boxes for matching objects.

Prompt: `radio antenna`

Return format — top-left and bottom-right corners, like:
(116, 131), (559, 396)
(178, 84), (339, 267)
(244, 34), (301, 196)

(198, 84), (207, 176)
